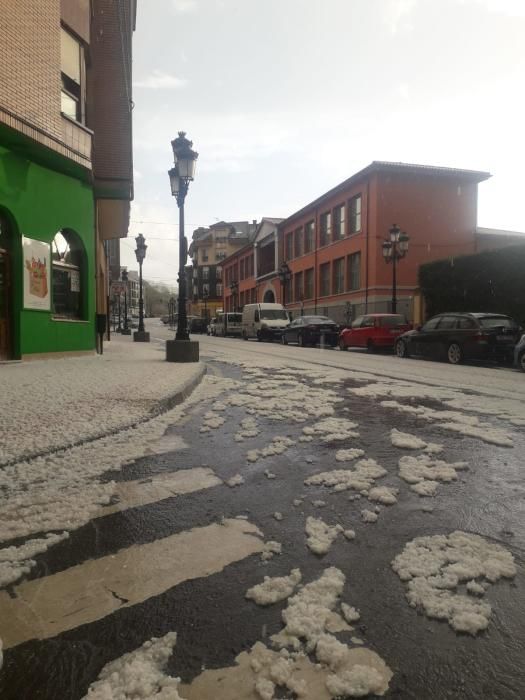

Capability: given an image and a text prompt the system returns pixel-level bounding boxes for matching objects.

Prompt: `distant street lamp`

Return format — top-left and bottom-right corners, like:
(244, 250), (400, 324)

(229, 280), (239, 311)
(168, 296), (176, 328)
(382, 224), (410, 314)
(278, 261), (292, 307)
(132, 234), (150, 342)
(121, 269), (131, 335)
(166, 131), (199, 362)
(203, 289), (209, 321)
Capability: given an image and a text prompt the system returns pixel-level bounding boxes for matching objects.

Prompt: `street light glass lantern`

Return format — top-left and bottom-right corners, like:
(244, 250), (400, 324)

(382, 241), (392, 259)
(399, 233), (410, 253)
(168, 166), (180, 198)
(389, 224), (401, 243)
(171, 131), (199, 181)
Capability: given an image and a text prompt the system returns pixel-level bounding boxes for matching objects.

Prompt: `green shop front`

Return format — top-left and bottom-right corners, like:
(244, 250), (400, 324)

(0, 136), (95, 360)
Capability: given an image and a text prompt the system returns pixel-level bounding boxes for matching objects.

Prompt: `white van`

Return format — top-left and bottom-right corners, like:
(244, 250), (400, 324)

(242, 303), (290, 341)
(215, 312), (243, 337)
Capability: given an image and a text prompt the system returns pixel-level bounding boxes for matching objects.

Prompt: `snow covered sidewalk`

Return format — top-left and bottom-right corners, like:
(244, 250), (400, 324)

(0, 334), (205, 466)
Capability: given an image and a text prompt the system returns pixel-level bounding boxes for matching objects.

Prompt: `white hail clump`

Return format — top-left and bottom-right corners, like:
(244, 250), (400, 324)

(235, 417), (260, 442)
(261, 540), (282, 562)
(0, 531), (69, 588)
(390, 428), (428, 450)
(83, 631), (181, 699)
(335, 448), (365, 462)
(343, 530), (356, 541)
(305, 516), (343, 555)
(246, 569), (302, 606)
(264, 470), (276, 479)
(246, 436), (295, 463)
(200, 412), (226, 432)
(303, 417), (359, 443)
(273, 512), (284, 521)
(392, 531), (517, 635)
(398, 454), (468, 497)
(367, 486), (398, 505)
(381, 400), (514, 448)
(341, 603), (360, 623)
(226, 474), (245, 487)
(361, 510), (379, 524)
(305, 459), (387, 494)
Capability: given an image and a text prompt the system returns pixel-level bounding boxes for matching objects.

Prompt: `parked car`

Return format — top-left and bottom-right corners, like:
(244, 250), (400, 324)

(242, 303), (289, 341)
(395, 312), (521, 365)
(188, 316), (208, 334)
(216, 312), (243, 337)
(281, 316), (339, 347)
(514, 333), (525, 372)
(207, 318), (217, 336)
(339, 313), (412, 352)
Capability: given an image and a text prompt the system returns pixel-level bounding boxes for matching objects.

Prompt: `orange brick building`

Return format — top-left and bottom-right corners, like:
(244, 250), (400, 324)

(223, 162), (490, 323)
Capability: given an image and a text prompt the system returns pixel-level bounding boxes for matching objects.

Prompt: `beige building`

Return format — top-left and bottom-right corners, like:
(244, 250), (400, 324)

(188, 220), (258, 318)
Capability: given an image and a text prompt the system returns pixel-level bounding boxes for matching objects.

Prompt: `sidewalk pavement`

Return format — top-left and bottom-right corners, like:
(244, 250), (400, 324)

(0, 334), (205, 467)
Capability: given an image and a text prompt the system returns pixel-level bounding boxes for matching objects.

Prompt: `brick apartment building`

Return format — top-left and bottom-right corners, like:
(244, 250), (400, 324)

(223, 161), (491, 324)
(188, 220), (258, 318)
(0, 0), (135, 360)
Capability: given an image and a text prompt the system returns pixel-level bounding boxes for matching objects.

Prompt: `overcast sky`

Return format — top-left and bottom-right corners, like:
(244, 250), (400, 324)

(121, 0), (525, 287)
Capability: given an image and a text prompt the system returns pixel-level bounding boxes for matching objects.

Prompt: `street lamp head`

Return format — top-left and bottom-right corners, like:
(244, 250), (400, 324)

(389, 224), (401, 243)
(134, 233), (147, 264)
(382, 241), (392, 259)
(171, 131), (199, 181)
(121, 268), (128, 282)
(230, 280), (238, 292)
(278, 261), (292, 283)
(399, 232), (410, 254)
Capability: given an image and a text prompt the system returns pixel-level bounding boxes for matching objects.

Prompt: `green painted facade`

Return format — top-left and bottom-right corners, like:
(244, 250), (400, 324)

(0, 135), (95, 358)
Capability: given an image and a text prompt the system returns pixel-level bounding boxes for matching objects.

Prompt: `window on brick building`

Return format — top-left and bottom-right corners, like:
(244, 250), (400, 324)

(348, 195), (362, 233)
(304, 268), (314, 299)
(293, 271), (303, 303)
(202, 266), (209, 280)
(347, 252), (361, 290)
(240, 259), (245, 280)
(333, 205), (345, 240)
(60, 28), (85, 123)
(216, 283), (223, 296)
(285, 233), (293, 260)
(320, 212), (331, 246)
(333, 258), (344, 294)
(294, 227), (303, 258)
(320, 263), (330, 297)
(304, 221), (315, 253)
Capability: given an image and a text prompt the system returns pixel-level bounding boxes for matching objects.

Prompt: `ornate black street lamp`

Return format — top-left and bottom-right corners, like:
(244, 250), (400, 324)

(133, 233), (150, 342)
(382, 224), (409, 314)
(121, 268), (131, 335)
(203, 289), (209, 321)
(278, 261), (292, 307)
(229, 280), (239, 311)
(166, 131), (199, 362)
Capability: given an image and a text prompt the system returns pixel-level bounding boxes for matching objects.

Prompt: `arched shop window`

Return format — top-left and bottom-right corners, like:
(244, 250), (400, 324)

(52, 230), (86, 319)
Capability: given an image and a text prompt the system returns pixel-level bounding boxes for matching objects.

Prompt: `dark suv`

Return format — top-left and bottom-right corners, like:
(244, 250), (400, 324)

(395, 312), (521, 365)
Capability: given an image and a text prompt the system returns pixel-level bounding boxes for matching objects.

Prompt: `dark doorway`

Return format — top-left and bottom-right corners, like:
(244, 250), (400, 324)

(263, 289), (275, 303)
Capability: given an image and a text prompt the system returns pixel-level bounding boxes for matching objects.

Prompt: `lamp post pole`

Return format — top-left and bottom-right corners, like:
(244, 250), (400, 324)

(117, 292), (122, 332)
(278, 261), (292, 307)
(133, 233), (150, 342)
(382, 224), (410, 314)
(203, 291), (209, 321)
(121, 269), (131, 335)
(166, 131), (199, 362)
(229, 280), (238, 312)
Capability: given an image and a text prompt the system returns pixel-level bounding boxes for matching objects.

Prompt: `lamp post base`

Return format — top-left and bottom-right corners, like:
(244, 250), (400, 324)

(166, 339), (199, 363)
(121, 328), (132, 336)
(133, 330), (150, 342)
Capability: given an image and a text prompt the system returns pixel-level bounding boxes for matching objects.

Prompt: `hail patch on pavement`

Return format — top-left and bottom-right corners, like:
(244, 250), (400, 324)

(246, 569), (302, 605)
(305, 516), (344, 555)
(392, 531), (517, 635)
(398, 454), (468, 497)
(305, 459), (387, 494)
(83, 631), (181, 699)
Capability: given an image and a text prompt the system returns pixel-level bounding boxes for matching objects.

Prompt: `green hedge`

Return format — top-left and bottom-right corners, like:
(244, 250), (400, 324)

(419, 244), (525, 323)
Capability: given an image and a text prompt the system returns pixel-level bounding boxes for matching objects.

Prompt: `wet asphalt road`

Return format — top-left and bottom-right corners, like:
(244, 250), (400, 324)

(1, 343), (524, 700)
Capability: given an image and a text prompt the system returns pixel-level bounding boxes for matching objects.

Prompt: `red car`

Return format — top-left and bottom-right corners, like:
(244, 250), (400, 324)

(339, 313), (412, 352)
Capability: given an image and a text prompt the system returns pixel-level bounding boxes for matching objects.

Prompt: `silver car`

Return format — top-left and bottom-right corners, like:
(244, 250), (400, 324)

(514, 333), (525, 372)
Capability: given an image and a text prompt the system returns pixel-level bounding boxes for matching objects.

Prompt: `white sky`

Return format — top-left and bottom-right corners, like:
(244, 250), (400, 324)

(121, 0), (525, 287)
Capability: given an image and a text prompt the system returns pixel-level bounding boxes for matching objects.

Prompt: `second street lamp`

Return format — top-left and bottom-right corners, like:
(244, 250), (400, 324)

(278, 261), (292, 307)
(121, 268), (131, 335)
(133, 233), (150, 342)
(229, 280), (239, 311)
(382, 224), (410, 314)
(166, 131), (199, 363)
